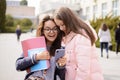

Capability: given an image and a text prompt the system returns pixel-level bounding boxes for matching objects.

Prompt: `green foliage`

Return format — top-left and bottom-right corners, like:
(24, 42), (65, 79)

(14, 19), (21, 26)
(0, 0), (6, 32)
(5, 14), (14, 27)
(20, 18), (32, 27)
(90, 16), (120, 51)
(5, 15), (33, 33)
(20, 0), (27, 6)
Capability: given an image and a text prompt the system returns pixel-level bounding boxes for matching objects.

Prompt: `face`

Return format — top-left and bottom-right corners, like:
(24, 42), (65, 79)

(54, 18), (66, 32)
(43, 20), (58, 44)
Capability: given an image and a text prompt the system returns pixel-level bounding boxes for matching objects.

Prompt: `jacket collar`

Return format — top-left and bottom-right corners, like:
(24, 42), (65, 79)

(63, 31), (76, 45)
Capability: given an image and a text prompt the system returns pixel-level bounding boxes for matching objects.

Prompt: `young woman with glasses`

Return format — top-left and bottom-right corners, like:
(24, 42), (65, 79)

(16, 15), (65, 80)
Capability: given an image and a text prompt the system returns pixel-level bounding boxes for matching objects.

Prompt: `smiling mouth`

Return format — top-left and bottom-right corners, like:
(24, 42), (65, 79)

(48, 35), (55, 37)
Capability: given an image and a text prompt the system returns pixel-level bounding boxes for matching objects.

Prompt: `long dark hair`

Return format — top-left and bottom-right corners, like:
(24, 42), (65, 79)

(54, 7), (96, 45)
(36, 15), (63, 56)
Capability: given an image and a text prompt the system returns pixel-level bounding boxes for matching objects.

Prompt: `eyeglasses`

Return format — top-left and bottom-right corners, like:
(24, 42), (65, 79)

(43, 27), (58, 33)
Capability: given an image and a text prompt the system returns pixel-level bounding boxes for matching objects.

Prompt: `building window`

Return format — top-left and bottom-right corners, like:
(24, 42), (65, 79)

(93, 5), (97, 20)
(7, 1), (20, 6)
(101, 2), (107, 18)
(112, 0), (119, 16)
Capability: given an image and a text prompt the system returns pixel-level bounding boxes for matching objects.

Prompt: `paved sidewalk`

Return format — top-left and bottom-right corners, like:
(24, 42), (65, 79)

(0, 33), (120, 80)
(97, 48), (120, 80)
(0, 33), (32, 80)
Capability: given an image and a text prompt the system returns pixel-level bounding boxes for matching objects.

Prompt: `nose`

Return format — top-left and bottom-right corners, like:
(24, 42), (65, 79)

(49, 30), (54, 33)
(60, 26), (63, 30)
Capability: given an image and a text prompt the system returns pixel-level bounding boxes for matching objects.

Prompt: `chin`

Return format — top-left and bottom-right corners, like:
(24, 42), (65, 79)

(48, 39), (56, 42)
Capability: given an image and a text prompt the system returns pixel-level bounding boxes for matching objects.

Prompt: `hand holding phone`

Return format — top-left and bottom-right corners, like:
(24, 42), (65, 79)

(55, 49), (65, 61)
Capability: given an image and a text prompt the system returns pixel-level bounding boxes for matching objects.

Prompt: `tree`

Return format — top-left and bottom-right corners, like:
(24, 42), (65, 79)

(20, 0), (27, 6)
(90, 16), (120, 51)
(5, 14), (14, 27)
(0, 0), (6, 32)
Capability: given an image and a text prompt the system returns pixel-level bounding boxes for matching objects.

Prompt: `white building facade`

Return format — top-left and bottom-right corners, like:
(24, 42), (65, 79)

(80, 0), (120, 20)
(61, 0), (120, 20)
(39, 0), (120, 21)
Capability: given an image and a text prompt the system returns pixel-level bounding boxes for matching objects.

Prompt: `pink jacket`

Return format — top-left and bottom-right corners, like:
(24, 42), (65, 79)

(64, 31), (104, 80)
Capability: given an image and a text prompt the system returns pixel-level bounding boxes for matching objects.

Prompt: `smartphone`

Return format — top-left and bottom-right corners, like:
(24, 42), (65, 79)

(55, 49), (65, 61)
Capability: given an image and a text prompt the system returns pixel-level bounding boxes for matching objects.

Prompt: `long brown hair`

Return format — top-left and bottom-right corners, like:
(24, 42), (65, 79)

(36, 15), (63, 56)
(101, 23), (108, 31)
(54, 7), (96, 45)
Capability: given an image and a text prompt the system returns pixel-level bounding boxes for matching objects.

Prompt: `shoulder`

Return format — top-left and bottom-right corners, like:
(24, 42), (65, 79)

(98, 29), (102, 32)
(74, 34), (91, 46)
(106, 29), (110, 33)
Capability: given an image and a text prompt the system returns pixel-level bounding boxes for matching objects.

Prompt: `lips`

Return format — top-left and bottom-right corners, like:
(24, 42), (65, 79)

(47, 34), (57, 40)
(48, 35), (55, 37)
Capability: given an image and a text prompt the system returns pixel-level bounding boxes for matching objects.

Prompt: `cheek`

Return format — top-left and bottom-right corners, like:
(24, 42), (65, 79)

(52, 32), (58, 39)
(60, 26), (66, 31)
(55, 33), (58, 38)
(59, 26), (63, 30)
(43, 32), (47, 37)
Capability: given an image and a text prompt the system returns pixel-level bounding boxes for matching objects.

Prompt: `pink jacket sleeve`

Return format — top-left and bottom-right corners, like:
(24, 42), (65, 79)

(74, 34), (104, 80)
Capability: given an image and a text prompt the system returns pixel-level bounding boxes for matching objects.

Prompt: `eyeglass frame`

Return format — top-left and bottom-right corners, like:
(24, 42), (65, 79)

(43, 27), (59, 33)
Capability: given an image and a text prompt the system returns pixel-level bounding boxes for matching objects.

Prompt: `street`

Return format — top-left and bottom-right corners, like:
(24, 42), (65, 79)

(0, 33), (120, 80)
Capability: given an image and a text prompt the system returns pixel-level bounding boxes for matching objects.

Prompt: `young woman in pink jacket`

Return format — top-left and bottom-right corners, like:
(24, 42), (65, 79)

(53, 7), (104, 80)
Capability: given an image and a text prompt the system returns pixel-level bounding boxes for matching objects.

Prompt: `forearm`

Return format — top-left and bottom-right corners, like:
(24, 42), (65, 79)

(16, 54), (37, 71)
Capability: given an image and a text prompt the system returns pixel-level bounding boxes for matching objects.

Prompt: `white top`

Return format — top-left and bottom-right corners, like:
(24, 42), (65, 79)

(98, 29), (111, 42)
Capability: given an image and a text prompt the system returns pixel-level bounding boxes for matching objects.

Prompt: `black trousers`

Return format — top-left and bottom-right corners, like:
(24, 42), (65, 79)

(54, 67), (65, 80)
(116, 42), (120, 54)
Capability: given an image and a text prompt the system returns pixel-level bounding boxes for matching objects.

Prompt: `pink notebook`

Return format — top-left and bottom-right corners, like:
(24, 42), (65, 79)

(21, 36), (50, 72)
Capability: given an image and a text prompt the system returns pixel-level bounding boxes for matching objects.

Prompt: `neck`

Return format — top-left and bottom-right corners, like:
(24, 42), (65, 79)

(46, 41), (52, 46)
